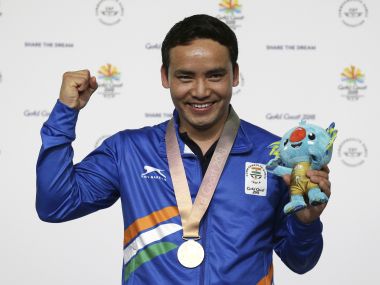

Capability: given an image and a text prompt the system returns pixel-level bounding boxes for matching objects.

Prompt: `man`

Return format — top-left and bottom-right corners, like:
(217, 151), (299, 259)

(36, 14), (331, 284)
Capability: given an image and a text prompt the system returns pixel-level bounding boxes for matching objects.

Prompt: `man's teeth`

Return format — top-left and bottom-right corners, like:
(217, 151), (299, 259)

(191, 103), (212, 109)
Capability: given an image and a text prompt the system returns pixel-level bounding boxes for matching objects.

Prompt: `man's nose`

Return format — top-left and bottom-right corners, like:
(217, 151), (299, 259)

(191, 79), (210, 98)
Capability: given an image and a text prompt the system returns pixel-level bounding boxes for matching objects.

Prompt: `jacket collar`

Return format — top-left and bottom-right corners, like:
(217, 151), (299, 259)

(158, 107), (253, 158)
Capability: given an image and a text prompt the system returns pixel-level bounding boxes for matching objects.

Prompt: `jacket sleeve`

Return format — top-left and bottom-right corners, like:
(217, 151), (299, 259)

(273, 180), (323, 274)
(36, 100), (120, 223)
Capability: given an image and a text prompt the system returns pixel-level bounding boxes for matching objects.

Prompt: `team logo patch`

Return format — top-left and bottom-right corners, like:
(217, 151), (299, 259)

(245, 163), (267, 196)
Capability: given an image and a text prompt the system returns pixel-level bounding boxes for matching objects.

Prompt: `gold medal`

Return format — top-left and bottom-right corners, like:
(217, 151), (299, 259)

(177, 239), (205, 268)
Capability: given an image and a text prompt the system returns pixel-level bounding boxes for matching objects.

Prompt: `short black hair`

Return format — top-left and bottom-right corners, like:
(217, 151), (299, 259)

(161, 14), (238, 73)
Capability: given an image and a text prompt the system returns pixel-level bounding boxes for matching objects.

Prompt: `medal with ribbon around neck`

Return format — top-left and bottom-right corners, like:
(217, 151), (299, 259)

(165, 107), (240, 268)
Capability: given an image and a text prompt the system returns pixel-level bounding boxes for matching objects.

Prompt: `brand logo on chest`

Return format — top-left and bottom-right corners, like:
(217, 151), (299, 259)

(141, 165), (167, 181)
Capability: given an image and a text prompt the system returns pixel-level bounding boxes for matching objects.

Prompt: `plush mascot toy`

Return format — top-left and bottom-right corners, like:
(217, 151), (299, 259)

(266, 121), (337, 215)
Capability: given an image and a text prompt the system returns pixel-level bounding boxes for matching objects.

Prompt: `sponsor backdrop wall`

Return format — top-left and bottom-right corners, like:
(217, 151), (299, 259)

(0, 0), (378, 284)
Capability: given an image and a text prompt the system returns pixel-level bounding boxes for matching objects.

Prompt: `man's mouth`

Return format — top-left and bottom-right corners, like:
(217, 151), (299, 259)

(189, 103), (214, 110)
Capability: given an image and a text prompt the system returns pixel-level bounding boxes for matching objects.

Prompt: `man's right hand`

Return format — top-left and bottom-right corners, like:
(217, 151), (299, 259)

(59, 70), (98, 110)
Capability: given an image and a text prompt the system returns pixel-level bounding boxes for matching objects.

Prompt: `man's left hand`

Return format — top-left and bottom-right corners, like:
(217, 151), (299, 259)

(283, 165), (331, 224)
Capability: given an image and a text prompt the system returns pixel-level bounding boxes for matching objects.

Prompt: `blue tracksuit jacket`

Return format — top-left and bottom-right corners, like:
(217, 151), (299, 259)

(36, 100), (323, 285)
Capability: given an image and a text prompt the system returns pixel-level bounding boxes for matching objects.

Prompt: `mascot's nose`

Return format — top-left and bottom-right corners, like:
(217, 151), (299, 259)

(290, 127), (306, 142)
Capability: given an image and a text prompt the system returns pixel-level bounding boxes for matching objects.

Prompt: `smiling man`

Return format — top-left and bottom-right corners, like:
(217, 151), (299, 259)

(161, 38), (239, 155)
(36, 14), (331, 284)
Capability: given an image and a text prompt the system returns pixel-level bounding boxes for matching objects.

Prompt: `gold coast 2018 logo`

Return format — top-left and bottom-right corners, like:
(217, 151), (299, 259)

(97, 64), (123, 98)
(338, 65), (367, 101)
(216, 0), (244, 30)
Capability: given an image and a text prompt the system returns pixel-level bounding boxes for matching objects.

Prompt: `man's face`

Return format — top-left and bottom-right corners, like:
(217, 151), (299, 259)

(161, 39), (239, 135)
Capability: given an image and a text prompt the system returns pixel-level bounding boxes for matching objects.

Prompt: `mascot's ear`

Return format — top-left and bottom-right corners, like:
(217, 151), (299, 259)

(326, 122), (335, 132)
(268, 141), (281, 158)
(326, 122), (338, 150)
(299, 119), (307, 126)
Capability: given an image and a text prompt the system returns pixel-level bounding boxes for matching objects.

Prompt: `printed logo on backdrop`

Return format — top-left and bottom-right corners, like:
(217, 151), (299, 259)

(338, 65), (366, 101)
(144, 112), (172, 119)
(245, 163), (267, 196)
(23, 109), (51, 117)
(232, 72), (244, 96)
(97, 64), (123, 98)
(266, 44), (316, 51)
(24, 41), (74, 48)
(266, 113), (316, 121)
(145, 43), (161, 50)
(339, 0), (368, 27)
(96, 0), (124, 26)
(216, 0), (244, 30)
(95, 135), (111, 148)
(338, 138), (367, 167)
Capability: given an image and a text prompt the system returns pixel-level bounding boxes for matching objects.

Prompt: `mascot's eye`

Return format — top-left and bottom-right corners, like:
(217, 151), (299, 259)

(308, 133), (316, 140)
(284, 139), (289, 146)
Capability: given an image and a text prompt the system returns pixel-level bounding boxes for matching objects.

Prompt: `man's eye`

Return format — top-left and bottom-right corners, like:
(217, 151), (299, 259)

(177, 75), (192, 81)
(208, 74), (223, 81)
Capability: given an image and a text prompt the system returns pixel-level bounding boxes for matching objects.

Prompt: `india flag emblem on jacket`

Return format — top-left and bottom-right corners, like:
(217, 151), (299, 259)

(122, 206), (181, 281)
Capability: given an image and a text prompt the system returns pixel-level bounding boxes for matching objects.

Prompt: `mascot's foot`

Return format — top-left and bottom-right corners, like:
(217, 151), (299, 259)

(308, 188), (329, 206)
(284, 195), (307, 215)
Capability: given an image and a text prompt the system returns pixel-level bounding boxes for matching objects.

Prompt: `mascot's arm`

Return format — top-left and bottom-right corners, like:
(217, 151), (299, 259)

(273, 179), (323, 273)
(309, 149), (324, 170)
(266, 158), (292, 176)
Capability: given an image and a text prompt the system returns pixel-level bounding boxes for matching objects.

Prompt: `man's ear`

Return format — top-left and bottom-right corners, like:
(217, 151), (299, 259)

(232, 63), (239, 87)
(161, 65), (170, 88)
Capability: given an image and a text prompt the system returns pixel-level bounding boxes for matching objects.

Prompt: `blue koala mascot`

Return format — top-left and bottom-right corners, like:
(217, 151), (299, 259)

(266, 121), (337, 215)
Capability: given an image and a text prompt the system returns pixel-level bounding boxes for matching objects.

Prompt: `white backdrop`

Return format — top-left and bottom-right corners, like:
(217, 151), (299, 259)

(0, 0), (378, 284)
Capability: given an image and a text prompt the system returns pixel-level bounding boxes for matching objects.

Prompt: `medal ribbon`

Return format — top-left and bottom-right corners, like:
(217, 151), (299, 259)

(165, 107), (240, 239)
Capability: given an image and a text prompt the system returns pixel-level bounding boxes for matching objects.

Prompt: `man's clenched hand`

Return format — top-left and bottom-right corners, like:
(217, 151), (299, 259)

(59, 70), (98, 110)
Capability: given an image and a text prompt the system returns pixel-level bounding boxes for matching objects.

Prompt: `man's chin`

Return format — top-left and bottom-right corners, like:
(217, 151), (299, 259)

(189, 119), (217, 132)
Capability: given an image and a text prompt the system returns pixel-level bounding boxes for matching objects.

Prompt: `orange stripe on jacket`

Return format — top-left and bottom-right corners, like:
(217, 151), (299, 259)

(124, 206), (179, 246)
(257, 264), (273, 285)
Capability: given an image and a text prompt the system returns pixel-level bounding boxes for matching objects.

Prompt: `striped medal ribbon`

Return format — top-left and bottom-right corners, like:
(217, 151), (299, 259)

(165, 107), (240, 268)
